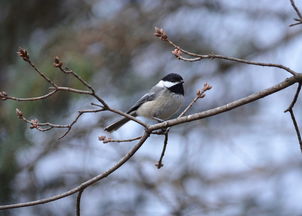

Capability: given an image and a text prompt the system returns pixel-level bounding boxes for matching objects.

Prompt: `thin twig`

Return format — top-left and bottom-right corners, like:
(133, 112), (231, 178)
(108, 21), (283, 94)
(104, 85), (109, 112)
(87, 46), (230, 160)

(288, 109), (302, 152)
(177, 56), (202, 62)
(51, 86), (108, 108)
(15, 107), (104, 138)
(16, 108), (69, 131)
(59, 108), (105, 139)
(179, 83), (212, 118)
(99, 136), (143, 144)
(154, 28), (297, 76)
(290, 22), (302, 27)
(4, 90), (56, 101)
(53, 86), (92, 95)
(54, 56), (108, 107)
(17, 48), (57, 87)
(169, 40), (297, 76)
(76, 189), (84, 216)
(291, 0), (302, 19)
(155, 131), (169, 169)
(55, 56), (94, 93)
(290, 0), (302, 26)
(179, 96), (201, 117)
(284, 83), (302, 152)
(284, 83), (301, 112)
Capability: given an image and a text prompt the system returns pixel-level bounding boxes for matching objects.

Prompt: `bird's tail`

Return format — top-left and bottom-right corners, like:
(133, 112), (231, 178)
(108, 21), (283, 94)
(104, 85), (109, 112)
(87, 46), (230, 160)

(105, 111), (137, 132)
(105, 117), (131, 132)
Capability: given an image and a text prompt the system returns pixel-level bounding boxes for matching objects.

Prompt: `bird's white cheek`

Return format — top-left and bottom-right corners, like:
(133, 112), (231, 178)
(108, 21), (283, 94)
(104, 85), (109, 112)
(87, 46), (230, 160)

(156, 80), (176, 88)
(156, 80), (165, 88)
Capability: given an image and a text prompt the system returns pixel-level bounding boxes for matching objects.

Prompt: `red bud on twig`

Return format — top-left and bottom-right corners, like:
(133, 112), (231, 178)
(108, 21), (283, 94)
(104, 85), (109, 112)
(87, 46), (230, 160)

(17, 48), (30, 61)
(196, 90), (205, 98)
(53, 56), (63, 68)
(154, 27), (168, 40)
(16, 108), (23, 119)
(172, 49), (182, 58)
(203, 83), (212, 91)
(30, 119), (39, 129)
(98, 136), (106, 141)
(0, 91), (7, 100)
(98, 136), (112, 143)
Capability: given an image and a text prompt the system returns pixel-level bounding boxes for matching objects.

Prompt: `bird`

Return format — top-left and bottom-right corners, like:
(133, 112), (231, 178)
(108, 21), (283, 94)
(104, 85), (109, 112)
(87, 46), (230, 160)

(105, 73), (184, 132)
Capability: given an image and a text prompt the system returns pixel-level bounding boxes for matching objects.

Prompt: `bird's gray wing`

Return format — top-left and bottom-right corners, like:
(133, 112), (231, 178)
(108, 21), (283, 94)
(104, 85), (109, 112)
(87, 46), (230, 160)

(127, 86), (161, 114)
(105, 86), (161, 132)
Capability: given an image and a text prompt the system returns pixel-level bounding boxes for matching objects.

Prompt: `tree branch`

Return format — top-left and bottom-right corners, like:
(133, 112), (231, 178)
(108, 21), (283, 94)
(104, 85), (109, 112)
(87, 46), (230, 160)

(99, 135), (143, 144)
(149, 75), (301, 131)
(0, 132), (150, 210)
(155, 27), (297, 76)
(15, 107), (105, 138)
(76, 189), (84, 216)
(284, 83), (302, 151)
(1, 49), (149, 138)
(59, 108), (105, 139)
(54, 56), (108, 108)
(17, 48), (57, 87)
(290, 0), (302, 26)
(284, 82), (301, 112)
(3, 90), (56, 101)
(288, 109), (302, 151)
(155, 131), (169, 169)
(179, 83), (212, 117)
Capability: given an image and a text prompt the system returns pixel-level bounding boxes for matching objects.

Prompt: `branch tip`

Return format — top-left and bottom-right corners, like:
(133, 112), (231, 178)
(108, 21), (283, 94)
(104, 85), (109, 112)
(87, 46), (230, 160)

(203, 83), (212, 91)
(154, 27), (168, 41)
(17, 48), (30, 61)
(155, 131), (169, 169)
(155, 162), (164, 169)
(195, 90), (204, 98)
(290, 0), (302, 23)
(98, 136), (112, 143)
(0, 91), (7, 100)
(53, 56), (63, 68)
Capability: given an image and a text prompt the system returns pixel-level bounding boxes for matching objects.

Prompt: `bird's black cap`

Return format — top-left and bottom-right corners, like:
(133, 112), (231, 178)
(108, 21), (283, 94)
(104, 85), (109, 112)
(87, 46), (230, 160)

(162, 73), (183, 83)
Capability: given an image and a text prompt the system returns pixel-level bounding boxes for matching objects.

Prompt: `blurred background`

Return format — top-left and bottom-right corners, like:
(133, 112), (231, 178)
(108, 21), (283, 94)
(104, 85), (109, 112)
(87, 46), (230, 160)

(1, 0), (302, 215)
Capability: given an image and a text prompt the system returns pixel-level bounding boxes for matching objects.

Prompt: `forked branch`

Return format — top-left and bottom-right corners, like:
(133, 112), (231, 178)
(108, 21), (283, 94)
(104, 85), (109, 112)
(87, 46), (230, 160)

(290, 0), (302, 26)
(284, 83), (302, 151)
(154, 27), (297, 76)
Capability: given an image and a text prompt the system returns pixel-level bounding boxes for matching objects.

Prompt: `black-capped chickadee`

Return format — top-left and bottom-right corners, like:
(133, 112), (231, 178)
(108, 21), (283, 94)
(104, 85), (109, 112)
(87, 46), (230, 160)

(105, 73), (184, 132)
